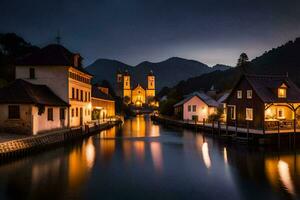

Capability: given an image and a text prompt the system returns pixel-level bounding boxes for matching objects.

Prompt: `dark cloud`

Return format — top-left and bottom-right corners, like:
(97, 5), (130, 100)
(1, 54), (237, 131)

(1, 0), (299, 66)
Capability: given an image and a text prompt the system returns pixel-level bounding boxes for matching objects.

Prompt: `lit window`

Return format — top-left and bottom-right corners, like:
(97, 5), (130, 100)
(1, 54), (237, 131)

(228, 105), (236, 120)
(278, 88), (286, 98)
(277, 108), (285, 119)
(237, 90), (242, 99)
(246, 108), (253, 121)
(247, 90), (252, 99)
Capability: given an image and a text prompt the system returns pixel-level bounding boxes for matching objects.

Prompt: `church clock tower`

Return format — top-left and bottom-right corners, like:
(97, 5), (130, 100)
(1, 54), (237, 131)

(123, 70), (131, 100)
(146, 70), (155, 99)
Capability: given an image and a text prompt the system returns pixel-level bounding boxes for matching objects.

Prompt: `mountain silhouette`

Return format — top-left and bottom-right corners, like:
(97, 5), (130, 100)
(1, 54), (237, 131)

(86, 57), (231, 90)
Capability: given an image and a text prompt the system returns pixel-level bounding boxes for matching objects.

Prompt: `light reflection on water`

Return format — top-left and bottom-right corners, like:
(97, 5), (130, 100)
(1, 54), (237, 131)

(0, 115), (300, 199)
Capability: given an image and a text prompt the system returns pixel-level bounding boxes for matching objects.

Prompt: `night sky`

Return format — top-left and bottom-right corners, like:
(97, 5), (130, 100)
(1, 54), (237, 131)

(1, 0), (299, 66)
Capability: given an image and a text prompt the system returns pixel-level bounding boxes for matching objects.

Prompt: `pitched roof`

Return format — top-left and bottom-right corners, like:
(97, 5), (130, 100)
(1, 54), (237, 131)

(174, 92), (219, 107)
(15, 44), (93, 76)
(0, 79), (69, 106)
(91, 85), (114, 101)
(231, 74), (300, 103)
(217, 92), (230, 103)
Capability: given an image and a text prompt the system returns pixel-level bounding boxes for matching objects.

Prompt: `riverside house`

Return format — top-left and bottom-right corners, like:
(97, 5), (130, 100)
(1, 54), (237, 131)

(15, 44), (93, 128)
(0, 79), (69, 135)
(91, 84), (115, 121)
(225, 74), (300, 131)
(0, 44), (93, 135)
(174, 92), (219, 122)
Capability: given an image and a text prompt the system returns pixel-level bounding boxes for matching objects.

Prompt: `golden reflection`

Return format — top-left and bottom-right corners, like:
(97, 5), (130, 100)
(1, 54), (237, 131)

(223, 147), (228, 165)
(150, 142), (163, 172)
(86, 138), (96, 169)
(278, 160), (295, 195)
(150, 124), (160, 137)
(265, 155), (299, 197)
(100, 127), (116, 138)
(202, 142), (211, 169)
(99, 139), (116, 161)
(123, 140), (132, 162)
(68, 138), (95, 189)
(134, 141), (145, 162)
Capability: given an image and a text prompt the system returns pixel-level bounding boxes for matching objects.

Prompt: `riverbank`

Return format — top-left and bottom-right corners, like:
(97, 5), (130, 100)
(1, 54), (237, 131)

(151, 115), (300, 146)
(0, 120), (122, 161)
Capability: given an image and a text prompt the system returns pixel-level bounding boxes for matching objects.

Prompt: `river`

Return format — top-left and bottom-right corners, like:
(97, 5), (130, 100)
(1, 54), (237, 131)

(0, 115), (299, 200)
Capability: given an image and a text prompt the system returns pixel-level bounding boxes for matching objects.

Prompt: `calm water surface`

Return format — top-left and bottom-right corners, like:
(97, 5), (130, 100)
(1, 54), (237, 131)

(0, 115), (300, 200)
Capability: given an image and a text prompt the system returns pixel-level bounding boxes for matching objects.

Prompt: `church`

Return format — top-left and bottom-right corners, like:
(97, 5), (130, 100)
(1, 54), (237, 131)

(116, 70), (156, 107)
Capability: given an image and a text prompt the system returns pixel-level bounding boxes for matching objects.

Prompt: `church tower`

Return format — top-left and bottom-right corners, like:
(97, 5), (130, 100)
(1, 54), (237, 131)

(116, 69), (123, 97)
(146, 70), (155, 100)
(123, 70), (131, 100)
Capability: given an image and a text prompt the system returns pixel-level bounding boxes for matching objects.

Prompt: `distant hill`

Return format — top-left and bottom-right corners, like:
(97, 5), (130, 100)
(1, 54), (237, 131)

(169, 37), (300, 96)
(86, 57), (231, 90)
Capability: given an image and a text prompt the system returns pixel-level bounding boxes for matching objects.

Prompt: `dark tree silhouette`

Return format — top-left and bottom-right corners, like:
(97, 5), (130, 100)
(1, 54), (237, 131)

(237, 53), (249, 67)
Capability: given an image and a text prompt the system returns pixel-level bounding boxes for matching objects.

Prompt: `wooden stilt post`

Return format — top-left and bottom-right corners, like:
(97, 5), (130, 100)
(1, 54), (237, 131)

(203, 118), (205, 129)
(247, 121), (249, 141)
(294, 116), (296, 148)
(277, 121), (280, 148)
(235, 120), (237, 135)
(226, 121), (228, 136)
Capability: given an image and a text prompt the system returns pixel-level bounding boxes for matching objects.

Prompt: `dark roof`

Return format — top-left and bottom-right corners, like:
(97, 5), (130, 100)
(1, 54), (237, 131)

(91, 85), (114, 101)
(230, 74), (300, 103)
(15, 44), (93, 76)
(0, 79), (69, 106)
(174, 92), (219, 107)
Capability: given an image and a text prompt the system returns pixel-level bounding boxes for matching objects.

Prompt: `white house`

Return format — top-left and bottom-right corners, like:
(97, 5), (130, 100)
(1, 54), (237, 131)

(174, 92), (219, 121)
(14, 44), (93, 127)
(0, 79), (69, 135)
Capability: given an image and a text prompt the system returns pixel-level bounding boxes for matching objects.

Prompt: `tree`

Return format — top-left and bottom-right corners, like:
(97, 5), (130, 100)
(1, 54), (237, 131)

(237, 53), (249, 67)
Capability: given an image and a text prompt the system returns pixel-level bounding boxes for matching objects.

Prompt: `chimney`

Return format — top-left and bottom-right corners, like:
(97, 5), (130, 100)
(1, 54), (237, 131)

(73, 54), (81, 68)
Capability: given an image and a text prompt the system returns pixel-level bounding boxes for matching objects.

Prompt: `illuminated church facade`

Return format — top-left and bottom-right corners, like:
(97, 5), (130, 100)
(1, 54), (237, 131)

(116, 70), (156, 106)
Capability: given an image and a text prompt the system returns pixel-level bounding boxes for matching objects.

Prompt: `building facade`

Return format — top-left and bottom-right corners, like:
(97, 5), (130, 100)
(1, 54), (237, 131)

(91, 84), (115, 121)
(174, 92), (219, 121)
(15, 44), (93, 128)
(225, 74), (300, 130)
(116, 70), (156, 106)
(0, 80), (69, 135)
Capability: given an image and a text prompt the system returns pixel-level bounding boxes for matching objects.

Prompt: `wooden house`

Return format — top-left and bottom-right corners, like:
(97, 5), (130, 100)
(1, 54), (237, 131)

(225, 74), (300, 130)
(174, 92), (219, 121)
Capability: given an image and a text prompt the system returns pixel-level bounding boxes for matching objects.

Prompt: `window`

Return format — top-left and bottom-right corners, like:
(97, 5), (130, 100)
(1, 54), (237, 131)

(60, 108), (65, 120)
(88, 92), (90, 101)
(72, 88), (75, 99)
(85, 92), (87, 102)
(8, 105), (20, 119)
(237, 90), (242, 99)
(278, 88), (286, 98)
(278, 108), (285, 119)
(188, 105), (191, 112)
(192, 105), (196, 112)
(80, 90), (83, 101)
(76, 108), (78, 117)
(71, 108), (74, 117)
(246, 108), (253, 121)
(247, 90), (252, 99)
(29, 68), (35, 79)
(228, 105), (236, 120)
(47, 108), (53, 121)
(76, 89), (79, 100)
(88, 109), (90, 115)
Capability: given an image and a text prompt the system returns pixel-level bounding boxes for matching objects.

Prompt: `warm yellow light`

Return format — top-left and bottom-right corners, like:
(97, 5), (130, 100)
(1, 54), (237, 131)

(278, 160), (295, 195)
(202, 142), (211, 169)
(278, 88), (286, 98)
(223, 147), (228, 164)
(87, 103), (92, 110)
